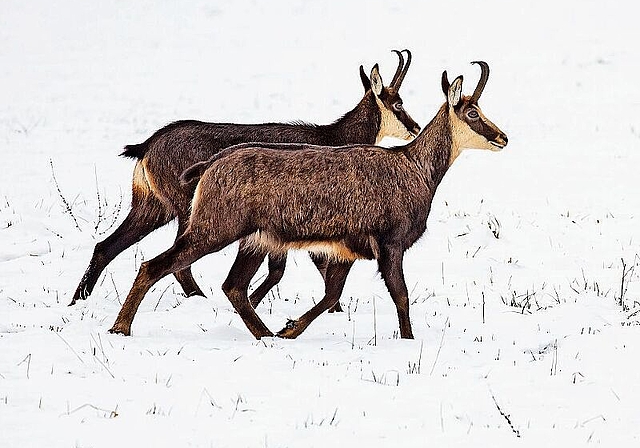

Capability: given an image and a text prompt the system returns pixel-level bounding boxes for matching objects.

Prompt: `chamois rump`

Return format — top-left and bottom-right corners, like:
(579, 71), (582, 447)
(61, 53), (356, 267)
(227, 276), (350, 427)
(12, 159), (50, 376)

(70, 51), (420, 312)
(109, 61), (508, 339)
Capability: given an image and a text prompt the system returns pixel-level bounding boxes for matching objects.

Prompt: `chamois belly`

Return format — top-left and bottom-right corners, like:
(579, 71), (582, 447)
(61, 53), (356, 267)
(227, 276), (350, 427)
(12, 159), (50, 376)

(243, 231), (373, 262)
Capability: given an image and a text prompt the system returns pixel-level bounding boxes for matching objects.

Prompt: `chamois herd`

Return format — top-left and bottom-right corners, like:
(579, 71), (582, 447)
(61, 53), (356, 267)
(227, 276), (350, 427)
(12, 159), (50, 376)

(71, 50), (508, 340)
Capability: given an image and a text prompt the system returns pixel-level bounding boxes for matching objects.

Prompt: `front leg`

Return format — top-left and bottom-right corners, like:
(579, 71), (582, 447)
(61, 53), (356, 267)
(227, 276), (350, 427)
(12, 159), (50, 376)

(172, 216), (206, 298)
(248, 252), (286, 308)
(309, 253), (343, 313)
(221, 244), (273, 338)
(377, 245), (413, 339)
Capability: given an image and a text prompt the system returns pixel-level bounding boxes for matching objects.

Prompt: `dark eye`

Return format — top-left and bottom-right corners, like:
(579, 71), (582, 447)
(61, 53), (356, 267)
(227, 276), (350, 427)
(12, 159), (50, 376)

(393, 102), (404, 111)
(467, 109), (479, 119)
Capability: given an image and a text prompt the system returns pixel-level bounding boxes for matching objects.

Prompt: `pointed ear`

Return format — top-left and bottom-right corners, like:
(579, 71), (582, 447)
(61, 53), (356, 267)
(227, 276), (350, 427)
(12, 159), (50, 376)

(441, 71), (450, 96)
(447, 75), (463, 107)
(370, 64), (383, 96)
(359, 65), (371, 92)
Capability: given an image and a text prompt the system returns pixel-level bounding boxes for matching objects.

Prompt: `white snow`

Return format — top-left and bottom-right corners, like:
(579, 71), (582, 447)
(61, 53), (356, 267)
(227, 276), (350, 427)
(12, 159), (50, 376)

(2, 0), (640, 446)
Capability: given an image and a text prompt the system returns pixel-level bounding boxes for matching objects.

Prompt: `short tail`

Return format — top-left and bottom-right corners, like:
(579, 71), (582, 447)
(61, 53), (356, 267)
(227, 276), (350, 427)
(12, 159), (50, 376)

(120, 142), (148, 160)
(180, 158), (215, 186)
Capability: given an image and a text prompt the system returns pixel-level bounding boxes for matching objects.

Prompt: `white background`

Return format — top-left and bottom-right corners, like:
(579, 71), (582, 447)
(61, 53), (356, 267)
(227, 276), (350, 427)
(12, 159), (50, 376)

(1, 0), (639, 446)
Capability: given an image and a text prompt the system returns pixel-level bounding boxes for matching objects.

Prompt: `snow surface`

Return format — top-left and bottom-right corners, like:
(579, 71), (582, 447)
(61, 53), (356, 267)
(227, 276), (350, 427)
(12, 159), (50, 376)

(2, 0), (640, 446)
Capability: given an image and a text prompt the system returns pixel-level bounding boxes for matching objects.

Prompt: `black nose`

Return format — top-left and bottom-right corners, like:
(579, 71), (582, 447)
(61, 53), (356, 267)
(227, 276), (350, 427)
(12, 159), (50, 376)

(503, 135), (508, 145)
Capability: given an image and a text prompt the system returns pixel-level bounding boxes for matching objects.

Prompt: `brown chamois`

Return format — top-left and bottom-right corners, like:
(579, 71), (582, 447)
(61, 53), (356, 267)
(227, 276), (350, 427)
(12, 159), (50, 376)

(70, 50), (420, 309)
(109, 61), (507, 339)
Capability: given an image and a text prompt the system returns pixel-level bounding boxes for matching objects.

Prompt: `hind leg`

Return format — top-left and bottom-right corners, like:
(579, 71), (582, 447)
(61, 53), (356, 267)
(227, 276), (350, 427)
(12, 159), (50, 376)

(70, 193), (171, 305)
(110, 229), (273, 339)
(277, 260), (353, 339)
(172, 215), (206, 297)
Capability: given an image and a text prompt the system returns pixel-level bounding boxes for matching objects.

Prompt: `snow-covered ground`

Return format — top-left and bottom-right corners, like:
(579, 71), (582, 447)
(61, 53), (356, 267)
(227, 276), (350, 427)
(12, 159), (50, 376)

(2, 0), (640, 446)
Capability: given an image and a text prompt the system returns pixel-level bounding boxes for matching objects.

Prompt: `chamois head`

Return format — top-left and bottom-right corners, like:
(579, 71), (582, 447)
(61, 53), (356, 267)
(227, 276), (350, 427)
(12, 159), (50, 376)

(442, 61), (508, 153)
(360, 49), (421, 142)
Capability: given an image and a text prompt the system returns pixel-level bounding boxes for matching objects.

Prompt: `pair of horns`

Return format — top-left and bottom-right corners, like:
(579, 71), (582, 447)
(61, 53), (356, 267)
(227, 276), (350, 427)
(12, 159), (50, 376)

(390, 49), (412, 90)
(441, 61), (490, 103)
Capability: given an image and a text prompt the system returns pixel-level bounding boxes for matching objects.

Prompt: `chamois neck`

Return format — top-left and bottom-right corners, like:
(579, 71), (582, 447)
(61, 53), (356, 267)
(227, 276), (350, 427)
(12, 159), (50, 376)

(406, 104), (460, 187)
(325, 91), (380, 145)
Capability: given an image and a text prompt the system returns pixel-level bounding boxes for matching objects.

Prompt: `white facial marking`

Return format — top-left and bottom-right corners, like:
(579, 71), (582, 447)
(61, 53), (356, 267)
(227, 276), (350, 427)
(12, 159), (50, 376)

(374, 95), (413, 144)
(448, 106), (498, 165)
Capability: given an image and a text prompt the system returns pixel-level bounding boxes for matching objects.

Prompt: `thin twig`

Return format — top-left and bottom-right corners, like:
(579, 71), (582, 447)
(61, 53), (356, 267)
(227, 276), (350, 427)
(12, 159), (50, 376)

(92, 354), (115, 379)
(373, 295), (377, 346)
(154, 283), (174, 311)
(63, 403), (118, 418)
(110, 272), (121, 305)
(49, 159), (80, 230)
(329, 407), (339, 426)
(491, 391), (520, 438)
(94, 166), (103, 232)
(55, 332), (85, 365)
(17, 354), (31, 379)
(618, 258), (635, 311)
(99, 188), (124, 235)
(430, 317), (449, 375)
(550, 338), (558, 376)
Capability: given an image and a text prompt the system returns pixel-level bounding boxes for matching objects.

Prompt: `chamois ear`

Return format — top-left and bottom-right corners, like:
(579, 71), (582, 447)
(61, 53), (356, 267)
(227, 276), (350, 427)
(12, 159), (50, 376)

(447, 75), (463, 107)
(370, 64), (384, 96)
(359, 65), (371, 92)
(441, 71), (450, 96)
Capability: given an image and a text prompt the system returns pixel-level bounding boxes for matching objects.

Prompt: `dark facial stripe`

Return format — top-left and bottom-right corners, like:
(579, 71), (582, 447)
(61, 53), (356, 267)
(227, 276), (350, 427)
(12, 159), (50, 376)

(468, 117), (501, 142)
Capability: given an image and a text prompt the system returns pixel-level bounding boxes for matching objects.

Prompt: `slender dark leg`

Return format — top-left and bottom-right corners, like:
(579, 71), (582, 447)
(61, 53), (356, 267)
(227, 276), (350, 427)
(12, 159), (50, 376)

(172, 216), (205, 297)
(248, 252), (286, 308)
(277, 260), (353, 339)
(109, 231), (273, 339)
(69, 202), (171, 305)
(309, 253), (344, 313)
(223, 246), (266, 300)
(248, 251), (344, 312)
(378, 245), (414, 339)
(222, 247), (269, 329)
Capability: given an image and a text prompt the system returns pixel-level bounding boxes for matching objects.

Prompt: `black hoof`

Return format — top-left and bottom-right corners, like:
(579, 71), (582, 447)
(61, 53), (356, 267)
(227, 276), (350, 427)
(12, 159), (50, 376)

(328, 301), (344, 313)
(276, 319), (299, 338)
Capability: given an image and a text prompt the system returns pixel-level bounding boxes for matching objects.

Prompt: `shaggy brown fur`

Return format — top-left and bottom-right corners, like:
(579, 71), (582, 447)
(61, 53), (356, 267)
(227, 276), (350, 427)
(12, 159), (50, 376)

(109, 62), (508, 339)
(70, 51), (419, 308)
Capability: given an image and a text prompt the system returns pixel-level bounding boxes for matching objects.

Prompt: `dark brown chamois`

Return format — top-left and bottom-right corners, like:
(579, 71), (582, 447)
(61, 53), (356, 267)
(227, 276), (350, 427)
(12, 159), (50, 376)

(109, 61), (507, 339)
(70, 50), (420, 309)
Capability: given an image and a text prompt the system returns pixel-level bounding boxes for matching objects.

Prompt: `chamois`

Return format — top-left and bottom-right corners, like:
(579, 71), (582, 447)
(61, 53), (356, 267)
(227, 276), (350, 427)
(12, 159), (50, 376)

(70, 50), (420, 310)
(109, 61), (507, 339)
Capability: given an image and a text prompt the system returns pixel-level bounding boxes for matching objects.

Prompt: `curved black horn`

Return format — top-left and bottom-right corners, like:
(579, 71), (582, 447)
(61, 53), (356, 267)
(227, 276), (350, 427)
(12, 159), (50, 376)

(470, 61), (489, 102)
(390, 49), (405, 89)
(392, 49), (412, 90)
